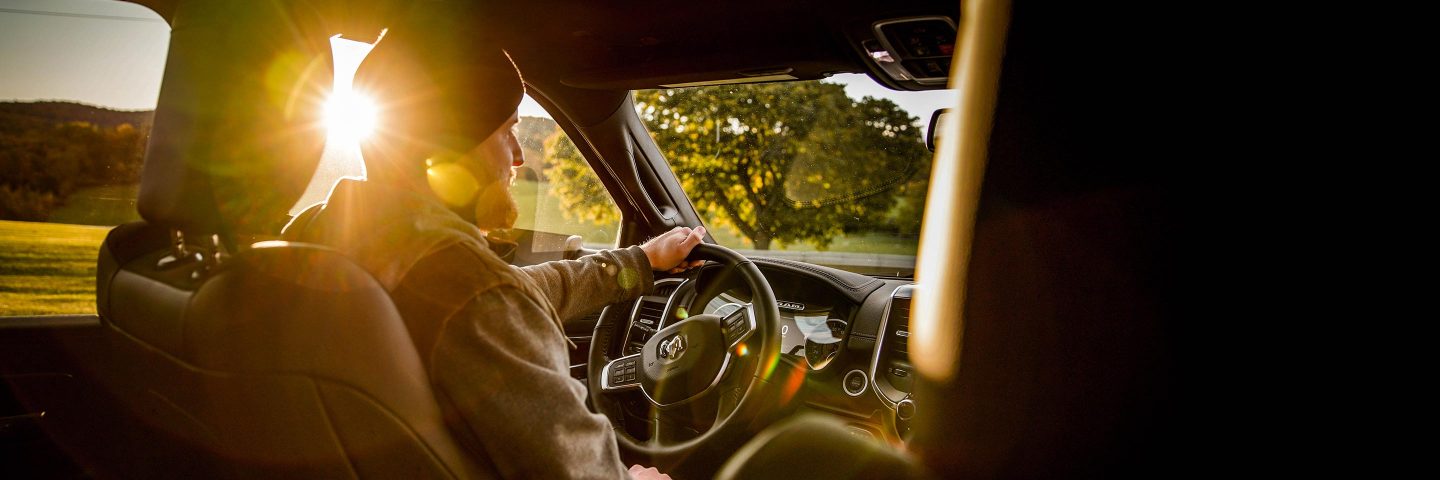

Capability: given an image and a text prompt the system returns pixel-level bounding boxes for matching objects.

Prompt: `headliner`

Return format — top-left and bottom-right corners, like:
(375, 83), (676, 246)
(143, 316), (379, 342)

(127, 0), (958, 91)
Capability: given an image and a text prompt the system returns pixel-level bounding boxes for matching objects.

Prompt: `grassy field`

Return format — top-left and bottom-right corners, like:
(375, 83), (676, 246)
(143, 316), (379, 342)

(510, 178), (623, 246)
(0, 219), (107, 316)
(49, 184), (143, 226)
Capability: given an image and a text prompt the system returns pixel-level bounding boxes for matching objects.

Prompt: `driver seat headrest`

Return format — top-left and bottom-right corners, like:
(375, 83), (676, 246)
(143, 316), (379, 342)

(137, 0), (331, 237)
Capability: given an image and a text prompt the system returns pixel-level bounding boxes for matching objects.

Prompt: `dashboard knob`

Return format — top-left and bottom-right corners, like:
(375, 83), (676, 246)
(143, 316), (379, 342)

(896, 398), (916, 420)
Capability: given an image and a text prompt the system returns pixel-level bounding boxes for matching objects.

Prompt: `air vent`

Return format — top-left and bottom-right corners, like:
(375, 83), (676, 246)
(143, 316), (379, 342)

(624, 297), (667, 354)
(626, 279), (685, 354)
(637, 299), (665, 328)
(891, 298), (911, 354)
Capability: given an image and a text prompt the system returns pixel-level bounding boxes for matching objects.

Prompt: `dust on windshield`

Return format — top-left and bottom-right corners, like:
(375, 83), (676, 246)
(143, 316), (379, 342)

(632, 77), (944, 276)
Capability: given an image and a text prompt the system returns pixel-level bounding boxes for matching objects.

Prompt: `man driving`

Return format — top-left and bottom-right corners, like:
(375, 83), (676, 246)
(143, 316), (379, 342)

(288, 7), (695, 479)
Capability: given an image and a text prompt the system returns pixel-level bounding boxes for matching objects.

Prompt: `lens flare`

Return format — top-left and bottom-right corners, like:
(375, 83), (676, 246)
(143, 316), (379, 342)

(426, 162), (480, 207)
(323, 91), (378, 142)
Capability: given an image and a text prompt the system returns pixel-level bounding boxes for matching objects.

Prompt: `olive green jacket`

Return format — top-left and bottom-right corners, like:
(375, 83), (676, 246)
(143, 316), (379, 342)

(297, 179), (653, 479)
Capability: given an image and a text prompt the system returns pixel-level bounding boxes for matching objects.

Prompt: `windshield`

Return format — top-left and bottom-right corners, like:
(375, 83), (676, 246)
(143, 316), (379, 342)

(635, 75), (953, 276)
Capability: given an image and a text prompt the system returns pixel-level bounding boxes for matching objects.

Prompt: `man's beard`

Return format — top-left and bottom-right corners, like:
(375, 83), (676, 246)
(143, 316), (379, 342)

(471, 181), (518, 231)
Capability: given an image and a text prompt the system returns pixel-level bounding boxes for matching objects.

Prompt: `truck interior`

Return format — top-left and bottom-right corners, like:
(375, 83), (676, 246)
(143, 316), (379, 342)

(1, 0), (1187, 478)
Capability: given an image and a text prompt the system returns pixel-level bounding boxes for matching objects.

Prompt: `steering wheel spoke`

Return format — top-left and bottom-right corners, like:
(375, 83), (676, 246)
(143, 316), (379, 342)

(712, 385), (743, 426)
(600, 353), (642, 391)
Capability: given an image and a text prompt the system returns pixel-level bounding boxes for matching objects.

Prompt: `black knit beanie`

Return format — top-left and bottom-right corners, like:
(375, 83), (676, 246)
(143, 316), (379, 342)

(353, 3), (524, 163)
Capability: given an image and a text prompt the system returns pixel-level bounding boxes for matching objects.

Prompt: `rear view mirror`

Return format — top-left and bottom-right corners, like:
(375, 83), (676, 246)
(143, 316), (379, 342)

(926, 108), (952, 152)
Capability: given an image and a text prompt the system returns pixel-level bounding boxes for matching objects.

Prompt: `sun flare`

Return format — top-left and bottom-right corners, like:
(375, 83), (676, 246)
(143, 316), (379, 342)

(323, 91), (378, 142)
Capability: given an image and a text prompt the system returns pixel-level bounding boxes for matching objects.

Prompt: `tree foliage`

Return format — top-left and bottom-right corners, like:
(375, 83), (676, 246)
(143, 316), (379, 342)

(544, 81), (927, 250)
(0, 103), (150, 222)
(541, 127), (621, 227)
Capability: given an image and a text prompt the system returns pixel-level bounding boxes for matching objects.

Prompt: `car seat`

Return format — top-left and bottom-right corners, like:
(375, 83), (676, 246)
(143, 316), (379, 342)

(77, 1), (487, 477)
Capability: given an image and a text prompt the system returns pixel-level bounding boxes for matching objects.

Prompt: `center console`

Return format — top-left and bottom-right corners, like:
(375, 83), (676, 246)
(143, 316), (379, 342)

(870, 284), (916, 436)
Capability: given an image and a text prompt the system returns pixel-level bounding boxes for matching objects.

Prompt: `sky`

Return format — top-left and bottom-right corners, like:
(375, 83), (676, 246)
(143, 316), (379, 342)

(0, 0), (170, 111)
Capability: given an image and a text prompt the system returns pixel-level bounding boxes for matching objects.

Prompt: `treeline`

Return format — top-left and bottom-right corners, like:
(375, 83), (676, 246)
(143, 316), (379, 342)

(0, 102), (153, 221)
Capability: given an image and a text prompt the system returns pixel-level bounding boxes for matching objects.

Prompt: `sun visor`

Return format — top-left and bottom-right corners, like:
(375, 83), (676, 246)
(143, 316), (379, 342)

(138, 0), (330, 235)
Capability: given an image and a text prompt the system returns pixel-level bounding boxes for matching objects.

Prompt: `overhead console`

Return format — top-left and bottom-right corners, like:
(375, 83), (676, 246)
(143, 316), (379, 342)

(852, 16), (957, 90)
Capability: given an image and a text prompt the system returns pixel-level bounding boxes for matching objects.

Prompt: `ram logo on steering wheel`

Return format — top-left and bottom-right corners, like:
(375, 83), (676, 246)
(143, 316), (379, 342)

(658, 334), (688, 361)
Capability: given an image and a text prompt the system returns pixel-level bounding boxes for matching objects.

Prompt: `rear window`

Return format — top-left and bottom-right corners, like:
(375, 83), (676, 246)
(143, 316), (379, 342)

(1, 1), (169, 316)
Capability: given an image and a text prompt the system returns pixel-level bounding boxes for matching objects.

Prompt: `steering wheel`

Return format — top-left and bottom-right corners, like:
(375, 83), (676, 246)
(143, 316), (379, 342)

(588, 243), (781, 468)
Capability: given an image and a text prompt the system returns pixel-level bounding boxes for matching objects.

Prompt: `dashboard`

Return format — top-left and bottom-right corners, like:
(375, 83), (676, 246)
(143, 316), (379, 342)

(702, 292), (848, 370)
(609, 256), (917, 443)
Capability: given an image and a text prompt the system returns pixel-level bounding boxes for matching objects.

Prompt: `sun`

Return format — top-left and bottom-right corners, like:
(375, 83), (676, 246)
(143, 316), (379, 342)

(323, 90), (378, 142)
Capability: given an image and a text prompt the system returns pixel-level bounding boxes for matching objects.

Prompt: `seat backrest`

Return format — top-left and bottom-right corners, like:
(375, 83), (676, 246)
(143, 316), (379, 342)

(66, 1), (488, 475)
(911, 1), (1187, 477)
(89, 222), (486, 478)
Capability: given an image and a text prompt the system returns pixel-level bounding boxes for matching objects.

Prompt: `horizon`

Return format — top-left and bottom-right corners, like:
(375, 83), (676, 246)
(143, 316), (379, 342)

(0, 98), (156, 113)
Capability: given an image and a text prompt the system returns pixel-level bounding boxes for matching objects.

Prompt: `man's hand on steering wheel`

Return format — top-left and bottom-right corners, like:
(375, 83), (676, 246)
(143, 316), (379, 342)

(641, 226), (708, 273)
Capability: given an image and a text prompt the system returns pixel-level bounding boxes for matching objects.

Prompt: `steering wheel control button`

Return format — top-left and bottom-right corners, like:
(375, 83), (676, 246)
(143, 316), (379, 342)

(604, 354), (643, 390)
(843, 369), (868, 396)
(721, 305), (754, 347)
(897, 398), (916, 420)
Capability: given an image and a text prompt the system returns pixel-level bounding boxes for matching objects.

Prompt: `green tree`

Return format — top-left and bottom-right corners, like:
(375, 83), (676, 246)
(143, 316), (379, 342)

(545, 81), (926, 250)
(543, 129), (618, 226)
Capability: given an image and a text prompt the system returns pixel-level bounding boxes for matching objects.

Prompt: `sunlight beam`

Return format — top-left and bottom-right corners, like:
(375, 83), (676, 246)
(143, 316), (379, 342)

(322, 34), (378, 143)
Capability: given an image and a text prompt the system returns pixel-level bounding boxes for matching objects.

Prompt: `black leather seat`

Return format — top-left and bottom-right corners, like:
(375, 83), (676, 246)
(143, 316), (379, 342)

(77, 1), (485, 477)
(93, 227), (483, 478)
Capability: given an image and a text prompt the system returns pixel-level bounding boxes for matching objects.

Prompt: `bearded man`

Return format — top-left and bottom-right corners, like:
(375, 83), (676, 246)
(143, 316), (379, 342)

(287, 7), (696, 479)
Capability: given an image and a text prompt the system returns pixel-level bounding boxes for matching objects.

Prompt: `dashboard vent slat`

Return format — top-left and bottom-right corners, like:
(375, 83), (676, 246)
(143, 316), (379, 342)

(891, 298), (911, 354)
(636, 299), (665, 329)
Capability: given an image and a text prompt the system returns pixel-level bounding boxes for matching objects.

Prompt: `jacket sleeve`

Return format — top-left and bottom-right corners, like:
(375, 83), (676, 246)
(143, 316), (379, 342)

(518, 245), (655, 322)
(428, 285), (631, 480)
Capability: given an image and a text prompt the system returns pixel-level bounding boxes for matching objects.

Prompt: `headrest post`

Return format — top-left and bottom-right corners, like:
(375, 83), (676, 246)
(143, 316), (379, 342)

(155, 228), (205, 271)
(172, 229), (188, 257)
(205, 234), (228, 267)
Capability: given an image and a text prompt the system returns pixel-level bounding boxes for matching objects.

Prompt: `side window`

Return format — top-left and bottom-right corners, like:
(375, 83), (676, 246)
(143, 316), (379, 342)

(501, 104), (622, 258)
(0, 3), (169, 317)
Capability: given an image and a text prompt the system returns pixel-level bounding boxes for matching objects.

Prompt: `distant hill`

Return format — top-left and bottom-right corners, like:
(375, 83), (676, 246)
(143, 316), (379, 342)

(0, 101), (153, 129)
(1, 101), (151, 223)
